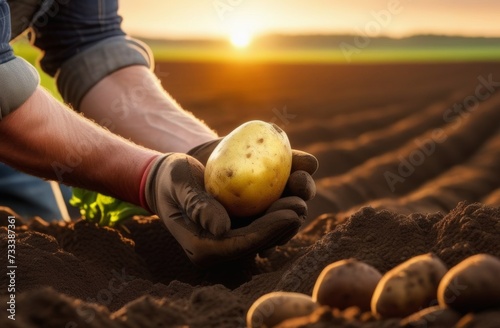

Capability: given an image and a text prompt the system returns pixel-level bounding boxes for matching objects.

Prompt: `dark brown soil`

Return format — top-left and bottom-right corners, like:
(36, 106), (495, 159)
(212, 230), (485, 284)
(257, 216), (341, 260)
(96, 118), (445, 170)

(1, 202), (499, 327)
(1, 61), (500, 327)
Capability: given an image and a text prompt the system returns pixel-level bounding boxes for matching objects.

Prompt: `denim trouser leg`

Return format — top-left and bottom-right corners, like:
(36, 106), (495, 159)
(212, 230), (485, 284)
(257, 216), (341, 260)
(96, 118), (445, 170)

(0, 163), (78, 221)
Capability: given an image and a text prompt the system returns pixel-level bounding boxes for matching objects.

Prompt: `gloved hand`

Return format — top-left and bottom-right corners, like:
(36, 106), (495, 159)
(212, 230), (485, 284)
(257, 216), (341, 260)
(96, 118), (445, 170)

(144, 140), (318, 267)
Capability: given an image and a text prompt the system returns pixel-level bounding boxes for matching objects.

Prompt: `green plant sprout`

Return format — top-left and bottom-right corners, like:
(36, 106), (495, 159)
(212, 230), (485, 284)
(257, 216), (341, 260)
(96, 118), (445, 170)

(69, 188), (149, 227)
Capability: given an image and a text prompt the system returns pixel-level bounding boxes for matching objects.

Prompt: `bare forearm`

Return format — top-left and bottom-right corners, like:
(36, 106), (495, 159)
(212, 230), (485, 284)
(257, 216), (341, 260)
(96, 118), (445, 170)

(79, 65), (217, 153)
(0, 87), (160, 204)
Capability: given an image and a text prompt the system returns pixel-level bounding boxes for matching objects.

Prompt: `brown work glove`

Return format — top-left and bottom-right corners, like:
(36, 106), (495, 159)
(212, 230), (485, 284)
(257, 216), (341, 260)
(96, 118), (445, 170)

(144, 140), (317, 267)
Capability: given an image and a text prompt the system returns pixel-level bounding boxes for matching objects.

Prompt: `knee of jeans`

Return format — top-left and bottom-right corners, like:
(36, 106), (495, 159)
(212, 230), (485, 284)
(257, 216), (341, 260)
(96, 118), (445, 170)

(30, 0), (127, 77)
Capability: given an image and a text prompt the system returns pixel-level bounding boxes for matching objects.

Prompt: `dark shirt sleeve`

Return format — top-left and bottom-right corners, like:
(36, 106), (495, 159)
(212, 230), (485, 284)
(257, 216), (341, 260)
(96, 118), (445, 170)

(0, 0), (14, 64)
(6, 0), (152, 110)
(0, 0), (39, 119)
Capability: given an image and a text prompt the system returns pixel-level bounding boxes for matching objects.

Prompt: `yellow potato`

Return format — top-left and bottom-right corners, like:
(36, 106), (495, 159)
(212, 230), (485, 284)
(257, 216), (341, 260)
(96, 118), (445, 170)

(246, 291), (319, 328)
(205, 120), (292, 217)
(437, 254), (500, 313)
(371, 253), (448, 318)
(400, 306), (462, 327)
(312, 259), (382, 311)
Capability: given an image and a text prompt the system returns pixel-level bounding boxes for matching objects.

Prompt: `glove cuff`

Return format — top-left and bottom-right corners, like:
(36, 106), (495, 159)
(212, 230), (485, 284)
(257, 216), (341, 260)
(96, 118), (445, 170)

(139, 154), (163, 212)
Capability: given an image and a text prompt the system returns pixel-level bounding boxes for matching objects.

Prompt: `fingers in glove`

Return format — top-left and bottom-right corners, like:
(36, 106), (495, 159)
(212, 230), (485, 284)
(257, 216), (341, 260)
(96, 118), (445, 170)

(186, 195), (231, 237)
(170, 155), (231, 236)
(265, 196), (307, 220)
(163, 208), (301, 267)
(286, 170), (316, 201)
(186, 138), (222, 165)
(291, 149), (319, 175)
(226, 209), (302, 252)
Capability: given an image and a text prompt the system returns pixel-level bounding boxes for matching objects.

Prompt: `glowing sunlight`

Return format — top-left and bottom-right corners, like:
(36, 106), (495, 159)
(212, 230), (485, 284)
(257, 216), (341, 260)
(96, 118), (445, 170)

(230, 30), (252, 48)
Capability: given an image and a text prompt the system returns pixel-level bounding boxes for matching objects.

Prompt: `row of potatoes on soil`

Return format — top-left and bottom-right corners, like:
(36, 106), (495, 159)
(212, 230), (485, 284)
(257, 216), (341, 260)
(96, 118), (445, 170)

(247, 253), (500, 328)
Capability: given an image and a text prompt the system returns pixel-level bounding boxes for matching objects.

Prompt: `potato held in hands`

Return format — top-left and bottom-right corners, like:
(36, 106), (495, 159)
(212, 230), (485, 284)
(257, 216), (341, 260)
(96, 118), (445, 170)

(205, 120), (292, 218)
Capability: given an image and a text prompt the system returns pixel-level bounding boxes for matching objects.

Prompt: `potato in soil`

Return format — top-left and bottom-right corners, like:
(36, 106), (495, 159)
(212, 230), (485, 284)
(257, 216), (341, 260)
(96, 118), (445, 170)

(438, 254), (500, 313)
(247, 291), (318, 328)
(312, 258), (382, 311)
(371, 253), (447, 318)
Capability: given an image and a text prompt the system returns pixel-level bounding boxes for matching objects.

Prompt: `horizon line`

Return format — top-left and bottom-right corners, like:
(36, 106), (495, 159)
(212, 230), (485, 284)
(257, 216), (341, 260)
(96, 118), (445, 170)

(132, 32), (500, 42)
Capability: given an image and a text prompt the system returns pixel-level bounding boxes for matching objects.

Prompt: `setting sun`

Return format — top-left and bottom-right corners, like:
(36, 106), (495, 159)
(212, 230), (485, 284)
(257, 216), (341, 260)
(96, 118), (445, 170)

(230, 30), (252, 48)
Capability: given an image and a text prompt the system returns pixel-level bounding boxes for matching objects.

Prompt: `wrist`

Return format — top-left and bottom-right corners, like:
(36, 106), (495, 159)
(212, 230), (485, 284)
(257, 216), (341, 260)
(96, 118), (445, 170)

(138, 155), (161, 212)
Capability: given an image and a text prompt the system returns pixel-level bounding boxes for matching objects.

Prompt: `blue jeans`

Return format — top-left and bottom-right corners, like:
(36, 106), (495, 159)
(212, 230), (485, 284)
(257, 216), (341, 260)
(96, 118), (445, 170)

(0, 164), (79, 220)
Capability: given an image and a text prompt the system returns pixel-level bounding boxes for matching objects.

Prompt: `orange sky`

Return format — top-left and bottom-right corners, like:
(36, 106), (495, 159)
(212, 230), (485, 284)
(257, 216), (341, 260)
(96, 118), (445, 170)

(118, 1), (499, 40)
